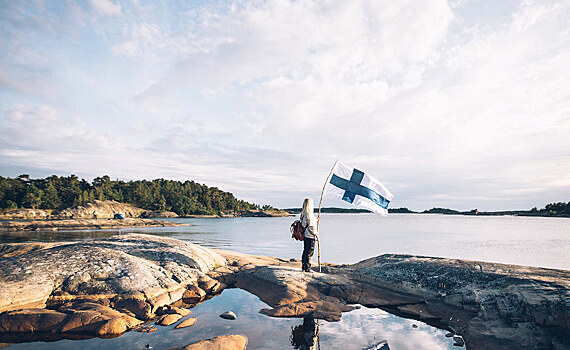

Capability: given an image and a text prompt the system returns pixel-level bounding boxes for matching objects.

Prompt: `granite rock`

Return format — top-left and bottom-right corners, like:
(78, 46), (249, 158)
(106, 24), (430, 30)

(212, 250), (570, 349)
(174, 317), (197, 329)
(0, 234), (226, 341)
(168, 334), (248, 350)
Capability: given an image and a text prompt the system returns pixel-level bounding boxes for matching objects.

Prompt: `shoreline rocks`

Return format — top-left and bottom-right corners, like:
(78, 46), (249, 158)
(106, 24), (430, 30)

(0, 200), (291, 221)
(0, 234), (568, 349)
(0, 218), (185, 232)
(209, 250), (570, 350)
(0, 234), (226, 342)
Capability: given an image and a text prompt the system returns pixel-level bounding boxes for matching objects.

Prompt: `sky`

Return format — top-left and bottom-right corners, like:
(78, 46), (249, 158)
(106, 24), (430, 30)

(0, 0), (569, 211)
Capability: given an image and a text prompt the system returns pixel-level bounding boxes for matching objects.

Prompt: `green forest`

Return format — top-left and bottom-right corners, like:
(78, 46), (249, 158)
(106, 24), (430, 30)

(530, 202), (570, 216)
(0, 174), (266, 216)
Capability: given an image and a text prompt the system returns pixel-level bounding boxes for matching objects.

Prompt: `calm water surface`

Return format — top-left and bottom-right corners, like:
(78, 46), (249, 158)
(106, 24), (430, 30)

(5, 213), (567, 269)
(6, 289), (455, 350)
(161, 213), (570, 269)
(2, 214), (568, 349)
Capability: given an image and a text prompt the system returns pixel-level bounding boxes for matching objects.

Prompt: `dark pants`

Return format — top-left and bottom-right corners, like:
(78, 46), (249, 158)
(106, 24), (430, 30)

(302, 237), (315, 271)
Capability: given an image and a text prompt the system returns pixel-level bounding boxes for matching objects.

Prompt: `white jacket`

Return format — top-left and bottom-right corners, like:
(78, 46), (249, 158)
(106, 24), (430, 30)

(300, 211), (318, 239)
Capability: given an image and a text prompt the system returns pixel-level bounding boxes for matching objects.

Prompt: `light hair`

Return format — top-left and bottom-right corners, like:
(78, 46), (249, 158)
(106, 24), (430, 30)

(302, 198), (314, 217)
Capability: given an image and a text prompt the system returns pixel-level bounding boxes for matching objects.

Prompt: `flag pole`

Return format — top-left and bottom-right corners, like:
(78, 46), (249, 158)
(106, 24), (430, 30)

(316, 159), (338, 272)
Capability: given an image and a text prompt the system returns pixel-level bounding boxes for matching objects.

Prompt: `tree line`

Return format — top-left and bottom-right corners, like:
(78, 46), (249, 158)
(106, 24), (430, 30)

(530, 202), (570, 216)
(0, 174), (265, 216)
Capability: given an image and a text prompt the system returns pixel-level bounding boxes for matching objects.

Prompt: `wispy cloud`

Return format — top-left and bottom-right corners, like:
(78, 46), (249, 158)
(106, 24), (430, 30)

(88, 0), (122, 16)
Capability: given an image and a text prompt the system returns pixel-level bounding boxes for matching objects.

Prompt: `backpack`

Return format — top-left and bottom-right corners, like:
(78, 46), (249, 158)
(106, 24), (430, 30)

(290, 220), (305, 241)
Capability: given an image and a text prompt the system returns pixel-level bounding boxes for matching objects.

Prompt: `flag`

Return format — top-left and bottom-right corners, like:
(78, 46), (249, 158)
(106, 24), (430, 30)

(325, 162), (393, 215)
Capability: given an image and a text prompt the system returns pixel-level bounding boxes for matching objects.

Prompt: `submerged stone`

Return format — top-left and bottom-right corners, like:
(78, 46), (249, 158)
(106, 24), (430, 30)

(219, 311), (237, 320)
(174, 317), (197, 329)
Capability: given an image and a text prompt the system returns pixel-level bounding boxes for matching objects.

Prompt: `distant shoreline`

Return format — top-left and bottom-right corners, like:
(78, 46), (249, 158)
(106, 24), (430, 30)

(284, 207), (570, 217)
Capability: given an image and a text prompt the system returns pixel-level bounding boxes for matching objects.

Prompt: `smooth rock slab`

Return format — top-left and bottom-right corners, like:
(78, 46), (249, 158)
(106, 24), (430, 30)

(0, 234), (226, 341)
(0, 234), (226, 314)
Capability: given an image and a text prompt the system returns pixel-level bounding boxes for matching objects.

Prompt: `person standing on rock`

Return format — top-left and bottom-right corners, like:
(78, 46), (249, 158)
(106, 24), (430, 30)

(300, 198), (318, 273)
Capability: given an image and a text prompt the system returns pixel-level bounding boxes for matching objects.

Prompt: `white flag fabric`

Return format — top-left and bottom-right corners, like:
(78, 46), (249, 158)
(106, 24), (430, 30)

(325, 162), (394, 215)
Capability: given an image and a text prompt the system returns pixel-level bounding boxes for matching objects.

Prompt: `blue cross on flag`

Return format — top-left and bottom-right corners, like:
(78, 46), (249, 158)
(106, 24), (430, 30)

(325, 162), (393, 215)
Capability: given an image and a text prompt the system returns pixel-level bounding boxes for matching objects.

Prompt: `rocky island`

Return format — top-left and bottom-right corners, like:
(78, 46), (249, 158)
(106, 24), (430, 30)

(0, 234), (568, 349)
(0, 200), (186, 232)
(0, 200), (290, 233)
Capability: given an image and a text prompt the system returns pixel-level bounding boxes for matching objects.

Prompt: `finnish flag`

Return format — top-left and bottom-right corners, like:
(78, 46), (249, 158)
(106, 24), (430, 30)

(325, 162), (393, 215)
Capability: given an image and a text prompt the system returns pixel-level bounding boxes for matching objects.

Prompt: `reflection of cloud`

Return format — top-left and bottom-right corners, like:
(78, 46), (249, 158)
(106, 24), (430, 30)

(319, 306), (452, 350)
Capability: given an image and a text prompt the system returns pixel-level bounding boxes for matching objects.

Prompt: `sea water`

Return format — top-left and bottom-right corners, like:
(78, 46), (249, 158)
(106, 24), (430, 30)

(155, 213), (570, 269)
(2, 214), (569, 349)
(4, 214), (568, 269)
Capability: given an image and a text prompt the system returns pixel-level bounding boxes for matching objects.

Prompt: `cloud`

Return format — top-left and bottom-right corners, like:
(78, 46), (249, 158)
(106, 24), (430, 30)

(88, 0), (122, 16)
(0, 0), (569, 209)
(0, 104), (112, 153)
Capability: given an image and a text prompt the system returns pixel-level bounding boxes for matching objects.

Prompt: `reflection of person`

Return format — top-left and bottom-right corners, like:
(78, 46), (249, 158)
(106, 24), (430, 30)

(300, 198), (318, 272)
(290, 316), (318, 350)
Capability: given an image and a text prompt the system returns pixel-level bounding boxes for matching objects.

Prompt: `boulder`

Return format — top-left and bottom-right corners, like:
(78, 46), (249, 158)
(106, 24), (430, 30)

(156, 314), (182, 326)
(182, 285), (207, 303)
(168, 334), (248, 350)
(198, 276), (225, 294)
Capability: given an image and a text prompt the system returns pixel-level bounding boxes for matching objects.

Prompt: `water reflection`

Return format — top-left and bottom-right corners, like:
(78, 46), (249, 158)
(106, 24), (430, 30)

(290, 316), (318, 350)
(362, 340), (390, 350)
(4, 288), (455, 350)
